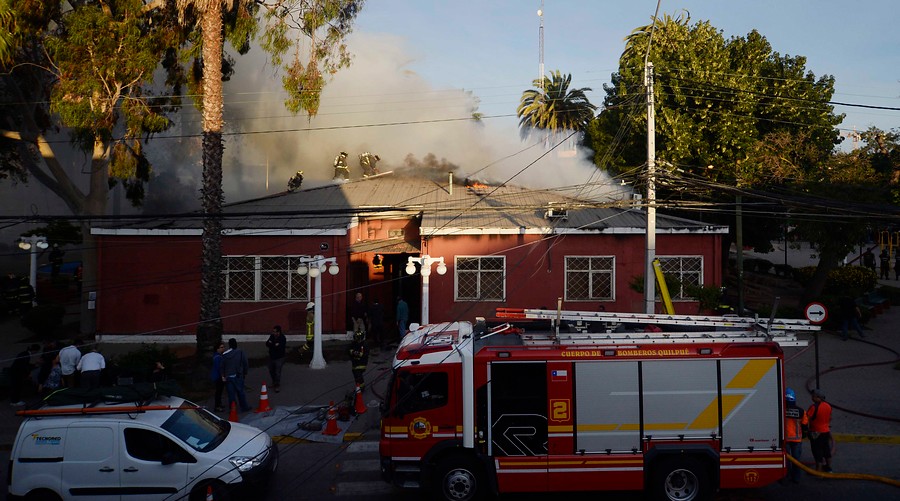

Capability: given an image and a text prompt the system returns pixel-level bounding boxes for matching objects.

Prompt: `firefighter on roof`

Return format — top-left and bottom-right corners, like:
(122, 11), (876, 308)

(348, 330), (368, 387)
(333, 151), (350, 180)
(287, 170), (303, 191)
(359, 152), (380, 177)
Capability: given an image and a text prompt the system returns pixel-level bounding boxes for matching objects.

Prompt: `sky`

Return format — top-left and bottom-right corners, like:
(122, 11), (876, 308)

(1, 0), (898, 247)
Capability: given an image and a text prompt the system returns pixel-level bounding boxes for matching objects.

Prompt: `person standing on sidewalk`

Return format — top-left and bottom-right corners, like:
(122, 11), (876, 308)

(266, 325), (287, 392)
(9, 344), (39, 406)
(58, 339), (82, 388)
(210, 342), (226, 412)
(396, 296), (409, 339)
(301, 302), (315, 354)
(76, 346), (105, 389)
(879, 248), (890, 280)
(838, 295), (865, 341)
(222, 338), (251, 412)
(350, 292), (367, 335)
(807, 388), (833, 472)
(783, 388), (808, 483)
(348, 330), (368, 388)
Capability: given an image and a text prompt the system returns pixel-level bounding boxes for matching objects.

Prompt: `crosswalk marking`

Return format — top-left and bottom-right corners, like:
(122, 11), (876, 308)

(347, 441), (379, 453)
(334, 441), (397, 497)
(341, 459), (380, 472)
(334, 480), (396, 496)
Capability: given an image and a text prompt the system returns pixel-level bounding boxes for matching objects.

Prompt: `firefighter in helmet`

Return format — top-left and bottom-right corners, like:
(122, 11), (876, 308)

(359, 152), (380, 177)
(301, 302), (315, 354)
(783, 388), (808, 483)
(333, 152), (350, 180)
(348, 329), (368, 387)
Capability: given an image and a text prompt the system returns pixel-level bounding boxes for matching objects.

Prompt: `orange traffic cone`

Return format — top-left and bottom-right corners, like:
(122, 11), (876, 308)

(206, 484), (214, 501)
(228, 402), (239, 422)
(353, 384), (367, 415)
(255, 382), (272, 413)
(322, 400), (341, 436)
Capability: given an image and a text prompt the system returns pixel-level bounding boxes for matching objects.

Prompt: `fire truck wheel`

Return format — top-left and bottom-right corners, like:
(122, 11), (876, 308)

(432, 455), (483, 501)
(651, 457), (712, 501)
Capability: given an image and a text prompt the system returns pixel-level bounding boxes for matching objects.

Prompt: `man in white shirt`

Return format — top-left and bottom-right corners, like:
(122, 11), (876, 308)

(58, 340), (82, 388)
(76, 346), (105, 389)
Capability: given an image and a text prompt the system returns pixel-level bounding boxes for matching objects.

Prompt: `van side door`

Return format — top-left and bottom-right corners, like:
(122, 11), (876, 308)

(119, 424), (194, 500)
(62, 424), (120, 500)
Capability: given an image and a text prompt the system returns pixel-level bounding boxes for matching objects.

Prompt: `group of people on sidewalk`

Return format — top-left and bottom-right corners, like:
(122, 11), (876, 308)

(783, 387), (834, 483)
(8, 340), (110, 406)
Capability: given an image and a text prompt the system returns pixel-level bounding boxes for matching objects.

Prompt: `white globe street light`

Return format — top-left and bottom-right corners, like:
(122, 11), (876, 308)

(406, 255), (447, 325)
(18, 236), (49, 294)
(297, 255), (340, 369)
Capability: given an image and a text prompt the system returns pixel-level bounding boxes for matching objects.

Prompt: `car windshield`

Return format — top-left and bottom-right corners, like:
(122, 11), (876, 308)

(161, 403), (229, 452)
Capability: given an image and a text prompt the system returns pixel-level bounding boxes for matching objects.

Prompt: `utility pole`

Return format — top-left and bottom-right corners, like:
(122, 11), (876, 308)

(538, 1), (544, 91)
(644, 61), (657, 314)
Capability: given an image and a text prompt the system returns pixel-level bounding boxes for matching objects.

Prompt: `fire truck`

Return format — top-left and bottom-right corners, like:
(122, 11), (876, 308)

(379, 307), (817, 501)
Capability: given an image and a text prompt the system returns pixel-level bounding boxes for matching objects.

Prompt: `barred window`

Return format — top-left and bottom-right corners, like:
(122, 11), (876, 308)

(657, 256), (703, 300)
(565, 256), (614, 301)
(223, 256), (309, 302)
(455, 256), (505, 301)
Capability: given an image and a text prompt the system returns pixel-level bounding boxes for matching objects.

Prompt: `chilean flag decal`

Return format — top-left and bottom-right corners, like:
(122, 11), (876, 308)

(551, 369), (568, 382)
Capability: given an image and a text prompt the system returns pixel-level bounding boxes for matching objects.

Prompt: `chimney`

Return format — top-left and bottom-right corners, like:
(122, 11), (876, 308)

(449, 172), (453, 195)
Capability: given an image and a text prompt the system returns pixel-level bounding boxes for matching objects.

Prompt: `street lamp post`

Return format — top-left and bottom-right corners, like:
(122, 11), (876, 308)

(18, 236), (49, 292)
(406, 255), (447, 325)
(297, 255), (340, 370)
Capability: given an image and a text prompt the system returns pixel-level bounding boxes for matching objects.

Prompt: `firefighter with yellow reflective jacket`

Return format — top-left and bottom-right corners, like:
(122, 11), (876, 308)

(301, 302), (315, 354)
(348, 330), (368, 387)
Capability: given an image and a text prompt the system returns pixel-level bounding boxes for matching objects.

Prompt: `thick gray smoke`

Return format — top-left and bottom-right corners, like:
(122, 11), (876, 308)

(143, 31), (624, 212)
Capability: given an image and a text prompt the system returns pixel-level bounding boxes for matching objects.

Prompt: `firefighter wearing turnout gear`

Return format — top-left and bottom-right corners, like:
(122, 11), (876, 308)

(783, 388), (808, 483)
(333, 152), (350, 180)
(349, 330), (368, 387)
(301, 302), (315, 354)
(359, 152), (380, 177)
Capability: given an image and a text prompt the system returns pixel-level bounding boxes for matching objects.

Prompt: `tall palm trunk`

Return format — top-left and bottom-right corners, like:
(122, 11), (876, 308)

(196, 2), (225, 356)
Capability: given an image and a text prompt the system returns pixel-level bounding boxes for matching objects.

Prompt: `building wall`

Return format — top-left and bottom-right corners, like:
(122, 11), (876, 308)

(421, 232), (723, 324)
(96, 234), (349, 336)
(96, 229), (722, 336)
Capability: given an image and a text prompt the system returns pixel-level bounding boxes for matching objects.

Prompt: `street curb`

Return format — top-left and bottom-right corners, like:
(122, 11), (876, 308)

(273, 432), (365, 445)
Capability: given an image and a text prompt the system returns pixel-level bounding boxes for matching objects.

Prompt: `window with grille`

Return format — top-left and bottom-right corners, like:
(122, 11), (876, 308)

(657, 256), (703, 300)
(223, 256), (309, 302)
(455, 256), (505, 301)
(565, 256), (614, 301)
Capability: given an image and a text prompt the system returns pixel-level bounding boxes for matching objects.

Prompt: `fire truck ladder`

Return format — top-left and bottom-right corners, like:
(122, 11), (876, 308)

(495, 308), (815, 347)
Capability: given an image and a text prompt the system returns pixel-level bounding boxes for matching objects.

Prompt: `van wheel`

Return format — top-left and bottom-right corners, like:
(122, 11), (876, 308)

(190, 480), (231, 501)
(431, 455), (483, 501)
(25, 490), (61, 501)
(651, 457), (712, 501)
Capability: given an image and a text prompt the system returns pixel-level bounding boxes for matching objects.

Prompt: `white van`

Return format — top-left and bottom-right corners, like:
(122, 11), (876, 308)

(7, 395), (277, 501)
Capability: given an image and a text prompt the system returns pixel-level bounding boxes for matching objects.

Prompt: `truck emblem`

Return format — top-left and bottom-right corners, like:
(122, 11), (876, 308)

(409, 417), (432, 439)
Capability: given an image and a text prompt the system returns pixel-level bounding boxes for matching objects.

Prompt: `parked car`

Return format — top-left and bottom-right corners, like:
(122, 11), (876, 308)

(7, 394), (276, 500)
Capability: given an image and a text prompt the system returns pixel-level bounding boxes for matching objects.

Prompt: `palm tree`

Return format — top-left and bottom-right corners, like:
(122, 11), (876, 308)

(175, 0), (230, 355)
(174, 0), (364, 356)
(517, 70), (597, 143)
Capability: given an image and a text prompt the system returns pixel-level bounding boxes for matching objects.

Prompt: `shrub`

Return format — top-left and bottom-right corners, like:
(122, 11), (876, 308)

(684, 284), (723, 313)
(110, 344), (178, 383)
(20, 303), (66, 336)
(794, 265), (876, 297)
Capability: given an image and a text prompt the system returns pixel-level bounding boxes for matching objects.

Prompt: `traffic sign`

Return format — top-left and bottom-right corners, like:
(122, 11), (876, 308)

(804, 302), (828, 324)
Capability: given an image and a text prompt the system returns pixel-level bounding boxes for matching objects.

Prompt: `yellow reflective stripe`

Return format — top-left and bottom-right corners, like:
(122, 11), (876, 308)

(726, 359), (775, 389)
(689, 394), (743, 429)
(548, 425), (573, 432)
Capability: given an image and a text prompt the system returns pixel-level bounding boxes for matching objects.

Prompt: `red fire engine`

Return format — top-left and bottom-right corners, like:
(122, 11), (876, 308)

(379, 307), (816, 501)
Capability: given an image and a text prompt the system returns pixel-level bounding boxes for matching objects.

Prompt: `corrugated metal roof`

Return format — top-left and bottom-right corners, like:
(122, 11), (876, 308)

(92, 173), (727, 235)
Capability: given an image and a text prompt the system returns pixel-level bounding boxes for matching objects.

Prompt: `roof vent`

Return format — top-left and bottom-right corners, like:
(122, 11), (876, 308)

(545, 205), (568, 220)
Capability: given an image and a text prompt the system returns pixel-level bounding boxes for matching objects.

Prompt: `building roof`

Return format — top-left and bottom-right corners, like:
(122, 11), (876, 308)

(92, 173), (727, 236)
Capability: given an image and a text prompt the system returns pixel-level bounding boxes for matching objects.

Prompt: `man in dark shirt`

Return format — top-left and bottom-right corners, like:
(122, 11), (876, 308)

(350, 292), (367, 335)
(266, 325), (287, 392)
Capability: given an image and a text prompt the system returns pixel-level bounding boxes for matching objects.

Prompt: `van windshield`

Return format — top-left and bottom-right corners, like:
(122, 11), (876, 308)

(161, 405), (229, 452)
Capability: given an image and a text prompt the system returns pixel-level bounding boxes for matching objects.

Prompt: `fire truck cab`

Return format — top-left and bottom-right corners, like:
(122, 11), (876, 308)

(380, 310), (815, 501)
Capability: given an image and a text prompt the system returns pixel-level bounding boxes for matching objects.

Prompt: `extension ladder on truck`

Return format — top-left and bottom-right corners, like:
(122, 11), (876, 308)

(495, 307), (815, 347)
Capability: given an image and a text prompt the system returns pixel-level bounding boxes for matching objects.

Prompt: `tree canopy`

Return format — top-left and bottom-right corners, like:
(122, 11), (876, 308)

(517, 70), (597, 143)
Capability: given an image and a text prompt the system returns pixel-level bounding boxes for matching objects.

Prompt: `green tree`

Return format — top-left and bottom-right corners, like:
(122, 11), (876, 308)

(585, 12), (846, 255)
(0, 0), (188, 333)
(517, 70), (597, 143)
(174, 0), (364, 355)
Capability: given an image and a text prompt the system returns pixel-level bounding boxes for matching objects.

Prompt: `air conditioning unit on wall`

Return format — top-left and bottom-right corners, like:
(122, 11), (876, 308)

(545, 208), (568, 220)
